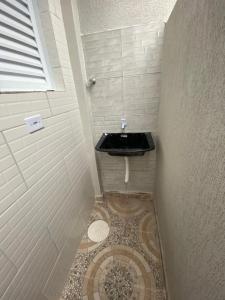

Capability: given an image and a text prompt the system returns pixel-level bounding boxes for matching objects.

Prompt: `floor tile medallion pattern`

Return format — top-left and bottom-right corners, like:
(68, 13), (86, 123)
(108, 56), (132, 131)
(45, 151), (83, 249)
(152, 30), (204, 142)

(61, 193), (166, 300)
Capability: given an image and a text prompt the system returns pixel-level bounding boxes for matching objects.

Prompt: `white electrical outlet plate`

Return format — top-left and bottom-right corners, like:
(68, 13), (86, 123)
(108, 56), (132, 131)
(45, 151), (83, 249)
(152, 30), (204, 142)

(24, 114), (44, 133)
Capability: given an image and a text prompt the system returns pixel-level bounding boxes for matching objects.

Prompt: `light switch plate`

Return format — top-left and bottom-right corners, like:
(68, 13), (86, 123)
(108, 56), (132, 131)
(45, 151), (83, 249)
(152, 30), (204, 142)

(24, 114), (44, 133)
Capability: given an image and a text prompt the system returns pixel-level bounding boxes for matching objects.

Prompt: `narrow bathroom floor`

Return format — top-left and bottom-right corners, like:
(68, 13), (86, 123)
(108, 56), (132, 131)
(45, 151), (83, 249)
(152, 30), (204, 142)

(61, 193), (166, 300)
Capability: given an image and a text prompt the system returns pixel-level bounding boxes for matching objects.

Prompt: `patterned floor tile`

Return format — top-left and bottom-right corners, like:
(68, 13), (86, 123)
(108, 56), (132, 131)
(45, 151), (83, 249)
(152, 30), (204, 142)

(61, 192), (166, 300)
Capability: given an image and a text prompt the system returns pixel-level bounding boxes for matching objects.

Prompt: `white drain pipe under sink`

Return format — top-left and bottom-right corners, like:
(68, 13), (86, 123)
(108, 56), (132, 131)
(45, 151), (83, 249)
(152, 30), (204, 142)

(124, 156), (129, 183)
(121, 118), (129, 183)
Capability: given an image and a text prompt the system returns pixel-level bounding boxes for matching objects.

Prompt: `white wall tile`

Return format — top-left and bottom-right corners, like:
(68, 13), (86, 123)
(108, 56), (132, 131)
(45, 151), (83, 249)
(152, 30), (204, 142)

(0, 93), (51, 131)
(142, 0), (177, 23)
(0, 138), (27, 216)
(83, 30), (122, 79)
(78, 0), (143, 34)
(2, 231), (58, 300)
(0, 250), (17, 297)
(78, 0), (176, 34)
(0, 1), (95, 299)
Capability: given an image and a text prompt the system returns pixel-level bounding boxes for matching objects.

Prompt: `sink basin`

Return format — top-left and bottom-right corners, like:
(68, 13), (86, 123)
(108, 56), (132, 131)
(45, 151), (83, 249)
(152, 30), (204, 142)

(95, 132), (155, 156)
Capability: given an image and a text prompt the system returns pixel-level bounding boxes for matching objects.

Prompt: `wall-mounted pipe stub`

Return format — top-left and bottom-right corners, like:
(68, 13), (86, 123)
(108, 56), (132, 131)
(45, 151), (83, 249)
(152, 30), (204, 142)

(124, 156), (129, 183)
(86, 76), (96, 88)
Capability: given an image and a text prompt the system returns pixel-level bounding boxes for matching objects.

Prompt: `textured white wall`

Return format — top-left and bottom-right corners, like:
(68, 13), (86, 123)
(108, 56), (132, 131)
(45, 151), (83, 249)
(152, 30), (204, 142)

(156, 0), (225, 299)
(79, 0), (177, 192)
(0, 1), (95, 299)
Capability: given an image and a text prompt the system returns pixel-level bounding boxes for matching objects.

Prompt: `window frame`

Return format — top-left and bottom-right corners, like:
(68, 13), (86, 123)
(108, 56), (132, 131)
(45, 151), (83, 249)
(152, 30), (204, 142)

(0, 0), (54, 93)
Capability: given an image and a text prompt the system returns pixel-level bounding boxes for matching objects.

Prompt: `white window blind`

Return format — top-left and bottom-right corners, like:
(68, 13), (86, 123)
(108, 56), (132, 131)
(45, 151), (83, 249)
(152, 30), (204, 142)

(0, 0), (52, 92)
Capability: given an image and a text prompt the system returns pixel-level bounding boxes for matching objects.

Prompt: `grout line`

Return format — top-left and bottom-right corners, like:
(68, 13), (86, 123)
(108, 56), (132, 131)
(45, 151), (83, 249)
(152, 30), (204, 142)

(120, 29), (126, 119)
(123, 71), (161, 78)
(0, 248), (18, 274)
(45, 93), (53, 116)
(46, 228), (60, 255)
(2, 132), (29, 190)
(0, 108), (80, 133)
(84, 70), (161, 82)
(80, 20), (165, 36)
(140, 0), (145, 24)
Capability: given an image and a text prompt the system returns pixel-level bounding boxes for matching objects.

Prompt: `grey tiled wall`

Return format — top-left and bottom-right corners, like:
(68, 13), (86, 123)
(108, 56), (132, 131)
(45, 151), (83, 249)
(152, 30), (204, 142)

(82, 23), (164, 192)
(78, 0), (177, 35)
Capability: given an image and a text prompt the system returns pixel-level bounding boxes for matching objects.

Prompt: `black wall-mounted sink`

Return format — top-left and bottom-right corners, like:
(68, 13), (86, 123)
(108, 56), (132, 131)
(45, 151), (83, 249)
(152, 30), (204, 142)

(95, 132), (155, 156)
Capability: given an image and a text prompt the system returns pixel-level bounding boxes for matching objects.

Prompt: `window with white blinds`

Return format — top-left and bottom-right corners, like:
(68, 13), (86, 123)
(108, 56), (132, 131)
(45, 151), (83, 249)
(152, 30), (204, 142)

(0, 0), (53, 92)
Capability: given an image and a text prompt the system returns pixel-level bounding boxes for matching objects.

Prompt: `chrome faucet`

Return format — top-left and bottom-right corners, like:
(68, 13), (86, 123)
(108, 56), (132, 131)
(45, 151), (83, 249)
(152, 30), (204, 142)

(121, 118), (127, 133)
